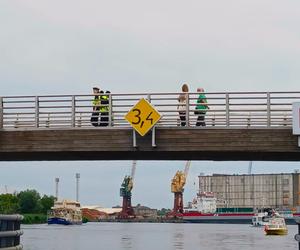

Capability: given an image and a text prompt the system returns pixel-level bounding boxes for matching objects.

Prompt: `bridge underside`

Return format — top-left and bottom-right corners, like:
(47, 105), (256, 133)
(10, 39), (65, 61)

(0, 128), (299, 161)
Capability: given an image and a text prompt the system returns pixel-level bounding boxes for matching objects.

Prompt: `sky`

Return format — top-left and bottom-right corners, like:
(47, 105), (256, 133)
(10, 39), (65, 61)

(0, 0), (300, 208)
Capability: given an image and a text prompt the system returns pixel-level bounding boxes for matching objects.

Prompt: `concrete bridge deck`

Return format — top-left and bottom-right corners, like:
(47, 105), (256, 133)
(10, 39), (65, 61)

(0, 127), (299, 161)
(0, 91), (299, 161)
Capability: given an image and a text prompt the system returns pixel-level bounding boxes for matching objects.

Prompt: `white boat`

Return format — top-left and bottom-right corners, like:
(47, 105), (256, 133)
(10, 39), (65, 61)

(47, 199), (82, 225)
(252, 208), (277, 227)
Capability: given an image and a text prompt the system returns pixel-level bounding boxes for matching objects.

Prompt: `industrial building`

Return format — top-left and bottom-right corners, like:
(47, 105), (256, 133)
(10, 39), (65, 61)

(199, 172), (300, 211)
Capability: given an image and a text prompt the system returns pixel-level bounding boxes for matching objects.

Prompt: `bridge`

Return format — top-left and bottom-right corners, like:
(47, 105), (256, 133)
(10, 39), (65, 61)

(0, 91), (299, 161)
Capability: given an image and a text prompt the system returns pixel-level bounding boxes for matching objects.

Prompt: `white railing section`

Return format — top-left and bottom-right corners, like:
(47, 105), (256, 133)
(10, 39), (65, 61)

(0, 91), (299, 129)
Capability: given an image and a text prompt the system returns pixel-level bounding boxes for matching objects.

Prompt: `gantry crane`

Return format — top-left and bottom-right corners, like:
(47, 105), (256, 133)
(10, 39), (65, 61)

(118, 160), (137, 218)
(170, 161), (191, 216)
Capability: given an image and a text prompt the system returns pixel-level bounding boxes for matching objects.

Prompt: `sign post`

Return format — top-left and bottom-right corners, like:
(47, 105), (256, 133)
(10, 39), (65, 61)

(125, 98), (162, 146)
(292, 103), (300, 147)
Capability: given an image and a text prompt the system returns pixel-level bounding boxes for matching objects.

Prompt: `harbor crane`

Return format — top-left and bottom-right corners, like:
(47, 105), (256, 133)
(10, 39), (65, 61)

(118, 160), (137, 218)
(170, 161), (191, 216)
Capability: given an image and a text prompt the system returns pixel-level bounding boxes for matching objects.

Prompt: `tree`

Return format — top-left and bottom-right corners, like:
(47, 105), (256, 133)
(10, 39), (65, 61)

(0, 194), (19, 214)
(157, 208), (171, 216)
(18, 189), (41, 213)
(40, 195), (55, 214)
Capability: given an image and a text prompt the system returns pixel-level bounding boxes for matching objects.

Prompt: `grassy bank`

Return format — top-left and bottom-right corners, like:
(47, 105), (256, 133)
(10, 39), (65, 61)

(22, 214), (47, 224)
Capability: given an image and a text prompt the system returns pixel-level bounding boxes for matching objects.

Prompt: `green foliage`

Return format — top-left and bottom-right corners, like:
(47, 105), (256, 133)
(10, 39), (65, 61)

(0, 193), (20, 214)
(18, 189), (41, 214)
(0, 189), (55, 224)
(157, 208), (171, 216)
(82, 217), (89, 223)
(40, 195), (55, 214)
(22, 214), (47, 224)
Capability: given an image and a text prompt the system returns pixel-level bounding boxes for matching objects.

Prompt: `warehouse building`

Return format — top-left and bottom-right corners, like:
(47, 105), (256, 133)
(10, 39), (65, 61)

(199, 172), (300, 211)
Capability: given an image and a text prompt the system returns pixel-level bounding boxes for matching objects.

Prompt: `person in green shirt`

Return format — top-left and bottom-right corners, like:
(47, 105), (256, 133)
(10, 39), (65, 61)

(195, 88), (209, 126)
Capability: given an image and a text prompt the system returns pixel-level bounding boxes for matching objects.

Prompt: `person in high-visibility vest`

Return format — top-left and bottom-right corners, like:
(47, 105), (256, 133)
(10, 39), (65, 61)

(99, 90), (110, 126)
(91, 87), (101, 127)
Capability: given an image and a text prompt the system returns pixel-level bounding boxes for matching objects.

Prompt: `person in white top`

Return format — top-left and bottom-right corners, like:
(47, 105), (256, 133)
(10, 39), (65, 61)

(177, 83), (189, 126)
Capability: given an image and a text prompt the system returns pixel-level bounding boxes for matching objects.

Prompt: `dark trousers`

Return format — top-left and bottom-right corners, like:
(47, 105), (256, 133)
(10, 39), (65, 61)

(99, 112), (109, 126)
(179, 111), (186, 126)
(196, 111), (206, 126)
(91, 111), (99, 127)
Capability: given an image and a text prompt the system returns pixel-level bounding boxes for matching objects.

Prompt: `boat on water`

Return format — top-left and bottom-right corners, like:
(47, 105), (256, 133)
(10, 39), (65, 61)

(47, 199), (82, 225)
(182, 192), (300, 224)
(252, 208), (278, 227)
(264, 217), (288, 235)
(183, 192), (255, 224)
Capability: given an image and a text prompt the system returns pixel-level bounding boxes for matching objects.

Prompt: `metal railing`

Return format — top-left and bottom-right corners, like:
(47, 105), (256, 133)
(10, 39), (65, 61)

(0, 91), (299, 129)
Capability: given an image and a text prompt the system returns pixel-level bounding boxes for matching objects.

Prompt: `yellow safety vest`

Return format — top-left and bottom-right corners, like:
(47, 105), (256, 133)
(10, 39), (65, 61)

(100, 95), (109, 112)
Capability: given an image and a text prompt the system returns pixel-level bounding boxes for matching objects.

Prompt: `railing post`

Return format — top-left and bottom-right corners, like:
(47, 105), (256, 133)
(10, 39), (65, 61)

(267, 92), (271, 127)
(78, 113), (82, 127)
(247, 113), (251, 127)
(71, 95), (76, 127)
(186, 93), (190, 127)
(283, 113), (287, 127)
(108, 93), (112, 127)
(148, 94), (157, 145)
(14, 114), (19, 128)
(46, 114), (50, 128)
(0, 97), (3, 129)
(225, 93), (230, 127)
(35, 96), (39, 128)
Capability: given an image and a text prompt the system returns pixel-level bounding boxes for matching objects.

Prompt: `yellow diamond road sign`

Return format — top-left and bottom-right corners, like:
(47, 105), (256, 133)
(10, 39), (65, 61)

(125, 98), (162, 136)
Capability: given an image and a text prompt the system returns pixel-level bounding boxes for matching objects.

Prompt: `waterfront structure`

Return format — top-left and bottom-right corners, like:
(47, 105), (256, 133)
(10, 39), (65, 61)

(133, 205), (157, 219)
(0, 92), (299, 161)
(199, 173), (300, 211)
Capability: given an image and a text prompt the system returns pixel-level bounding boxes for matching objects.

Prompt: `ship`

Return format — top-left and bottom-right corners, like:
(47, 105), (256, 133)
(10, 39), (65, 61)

(252, 208), (279, 227)
(264, 217), (288, 235)
(182, 192), (300, 224)
(47, 199), (82, 225)
(182, 192), (254, 224)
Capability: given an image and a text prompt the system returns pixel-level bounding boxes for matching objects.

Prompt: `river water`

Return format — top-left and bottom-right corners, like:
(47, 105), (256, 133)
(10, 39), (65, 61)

(22, 223), (297, 250)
